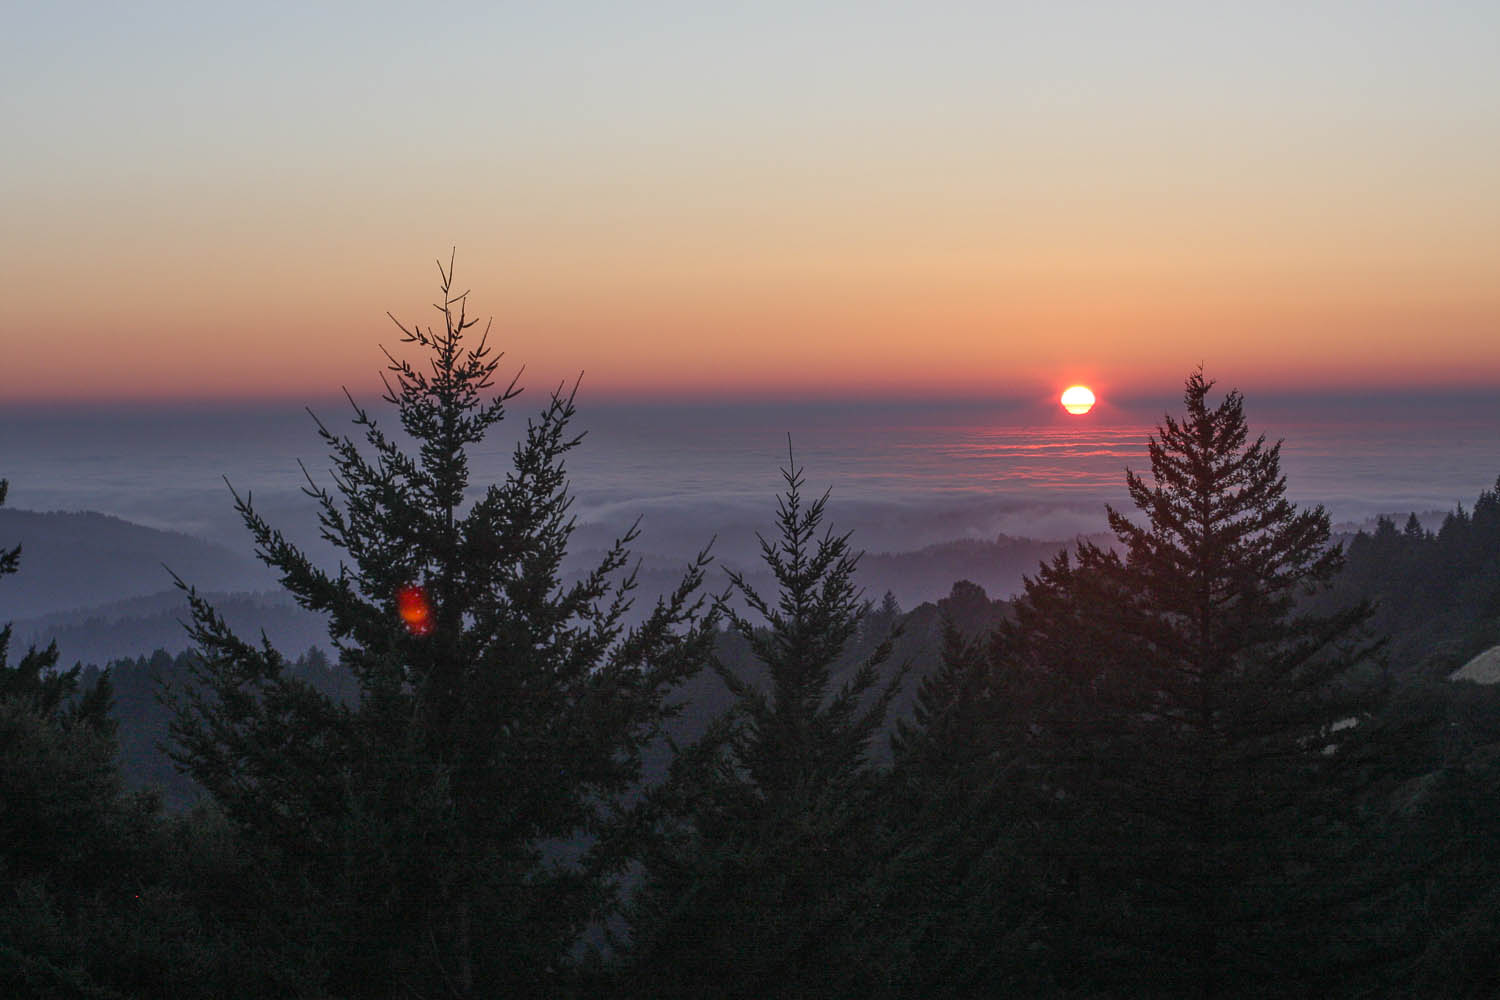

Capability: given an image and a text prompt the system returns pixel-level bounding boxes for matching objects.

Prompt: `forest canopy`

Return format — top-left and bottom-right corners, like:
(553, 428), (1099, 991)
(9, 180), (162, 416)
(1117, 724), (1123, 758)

(3, 268), (1500, 998)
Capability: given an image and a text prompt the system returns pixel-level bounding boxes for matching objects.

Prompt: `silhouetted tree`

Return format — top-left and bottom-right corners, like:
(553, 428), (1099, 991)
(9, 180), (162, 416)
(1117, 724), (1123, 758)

(167, 256), (717, 998)
(623, 448), (905, 999)
(881, 616), (1057, 997)
(1322, 474), (1500, 995)
(1, 475), (120, 892)
(1002, 370), (1380, 997)
(0, 478), (175, 996)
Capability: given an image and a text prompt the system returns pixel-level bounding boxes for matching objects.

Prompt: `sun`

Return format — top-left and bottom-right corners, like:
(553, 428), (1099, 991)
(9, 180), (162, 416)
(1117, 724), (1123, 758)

(1060, 385), (1096, 415)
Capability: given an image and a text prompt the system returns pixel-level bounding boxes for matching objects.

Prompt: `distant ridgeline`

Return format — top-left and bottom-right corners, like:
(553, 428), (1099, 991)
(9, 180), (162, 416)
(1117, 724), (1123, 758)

(5, 501), (1097, 667)
(0, 508), (271, 620)
(26, 476), (1500, 813)
(15, 590), (332, 674)
(9, 246), (1500, 996)
(81, 579), (1010, 811)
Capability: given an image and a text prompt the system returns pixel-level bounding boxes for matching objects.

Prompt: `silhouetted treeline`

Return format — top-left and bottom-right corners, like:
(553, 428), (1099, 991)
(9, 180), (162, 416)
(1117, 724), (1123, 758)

(5, 270), (1500, 998)
(17, 592), (331, 682)
(1319, 484), (1500, 676)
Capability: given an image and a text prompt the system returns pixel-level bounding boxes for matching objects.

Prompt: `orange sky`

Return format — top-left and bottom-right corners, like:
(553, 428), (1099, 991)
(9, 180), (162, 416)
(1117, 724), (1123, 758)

(3, 4), (1497, 404)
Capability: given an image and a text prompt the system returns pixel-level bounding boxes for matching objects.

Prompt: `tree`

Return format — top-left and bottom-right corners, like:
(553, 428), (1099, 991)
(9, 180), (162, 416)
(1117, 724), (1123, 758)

(0, 478), (167, 997)
(1, 476), (122, 893)
(623, 447), (905, 999)
(1002, 369), (1379, 997)
(167, 256), (717, 997)
(882, 617), (1058, 998)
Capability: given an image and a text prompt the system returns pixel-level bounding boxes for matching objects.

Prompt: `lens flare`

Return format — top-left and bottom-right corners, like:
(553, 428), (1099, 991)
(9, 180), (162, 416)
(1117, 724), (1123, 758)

(396, 584), (434, 636)
(1060, 385), (1096, 415)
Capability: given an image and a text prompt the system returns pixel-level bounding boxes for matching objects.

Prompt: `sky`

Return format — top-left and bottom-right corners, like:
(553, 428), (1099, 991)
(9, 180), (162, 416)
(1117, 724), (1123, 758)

(3, 2), (1498, 404)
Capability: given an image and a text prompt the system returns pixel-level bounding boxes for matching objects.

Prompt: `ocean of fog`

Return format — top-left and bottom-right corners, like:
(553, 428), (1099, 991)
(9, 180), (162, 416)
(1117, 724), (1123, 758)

(2, 391), (1497, 574)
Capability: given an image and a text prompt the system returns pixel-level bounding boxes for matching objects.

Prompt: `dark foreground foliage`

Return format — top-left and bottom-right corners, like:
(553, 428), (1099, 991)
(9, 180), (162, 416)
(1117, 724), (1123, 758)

(5, 283), (1500, 998)
(161, 258), (719, 997)
(620, 449), (906, 999)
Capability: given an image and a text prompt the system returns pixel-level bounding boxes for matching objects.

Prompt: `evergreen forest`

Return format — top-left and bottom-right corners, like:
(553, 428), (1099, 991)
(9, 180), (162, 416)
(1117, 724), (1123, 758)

(6, 266), (1500, 999)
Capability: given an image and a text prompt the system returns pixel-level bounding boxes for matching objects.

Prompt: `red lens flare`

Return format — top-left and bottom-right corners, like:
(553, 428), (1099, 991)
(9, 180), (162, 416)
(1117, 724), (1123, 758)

(396, 584), (434, 637)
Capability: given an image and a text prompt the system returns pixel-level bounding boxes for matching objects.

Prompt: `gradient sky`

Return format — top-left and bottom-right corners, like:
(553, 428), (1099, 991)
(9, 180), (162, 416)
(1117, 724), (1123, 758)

(3, 2), (1498, 403)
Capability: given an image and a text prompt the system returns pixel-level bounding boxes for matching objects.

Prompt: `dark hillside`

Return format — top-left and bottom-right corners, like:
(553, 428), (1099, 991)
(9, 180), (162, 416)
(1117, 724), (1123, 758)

(0, 508), (271, 619)
(15, 589), (330, 670)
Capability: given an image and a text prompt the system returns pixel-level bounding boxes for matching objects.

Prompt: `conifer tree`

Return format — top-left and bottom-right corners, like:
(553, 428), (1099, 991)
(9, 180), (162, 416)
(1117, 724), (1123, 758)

(894, 618), (992, 780)
(0, 478), (150, 996)
(882, 619), (1054, 997)
(1, 478), (120, 884)
(1003, 369), (1378, 997)
(167, 257), (717, 997)
(623, 447), (905, 999)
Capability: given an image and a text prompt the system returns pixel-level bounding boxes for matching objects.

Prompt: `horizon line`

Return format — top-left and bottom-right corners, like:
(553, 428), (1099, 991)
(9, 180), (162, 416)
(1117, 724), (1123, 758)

(4, 380), (1500, 414)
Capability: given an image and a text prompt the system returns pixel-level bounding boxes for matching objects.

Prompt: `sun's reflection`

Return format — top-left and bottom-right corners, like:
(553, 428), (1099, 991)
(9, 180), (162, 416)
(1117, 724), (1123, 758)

(885, 422), (1153, 492)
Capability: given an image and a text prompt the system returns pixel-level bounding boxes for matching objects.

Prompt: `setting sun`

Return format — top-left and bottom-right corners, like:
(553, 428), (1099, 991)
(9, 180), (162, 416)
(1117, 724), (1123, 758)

(1061, 385), (1096, 415)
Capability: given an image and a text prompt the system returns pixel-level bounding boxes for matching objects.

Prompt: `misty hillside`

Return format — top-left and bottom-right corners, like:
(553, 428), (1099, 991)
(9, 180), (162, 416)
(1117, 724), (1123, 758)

(9, 507), (1094, 668)
(93, 579), (1010, 810)
(568, 533), (1107, 628)
(0, 508), (272, 620)
(858, 533), (1114, 608)
(10, 502), (1482, 675)
(13, 589), (330, 671)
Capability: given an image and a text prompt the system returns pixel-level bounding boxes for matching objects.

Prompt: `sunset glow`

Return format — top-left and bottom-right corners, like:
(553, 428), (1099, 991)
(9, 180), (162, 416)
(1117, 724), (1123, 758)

(2, 6), (1498, 404)
(6, 7), (1500, 992)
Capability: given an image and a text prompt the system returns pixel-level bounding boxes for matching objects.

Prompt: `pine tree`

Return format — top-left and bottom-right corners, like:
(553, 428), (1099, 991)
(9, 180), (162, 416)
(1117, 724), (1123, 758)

(0, 478), (158, 996)
(894, 617), (992, 780)
(1, 477), (121, 887)
(1004, 370), (1379, 997)
(623, 446), (905, 998)
(166, 256), (717, 997)
(882, 618), (1056, 997)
